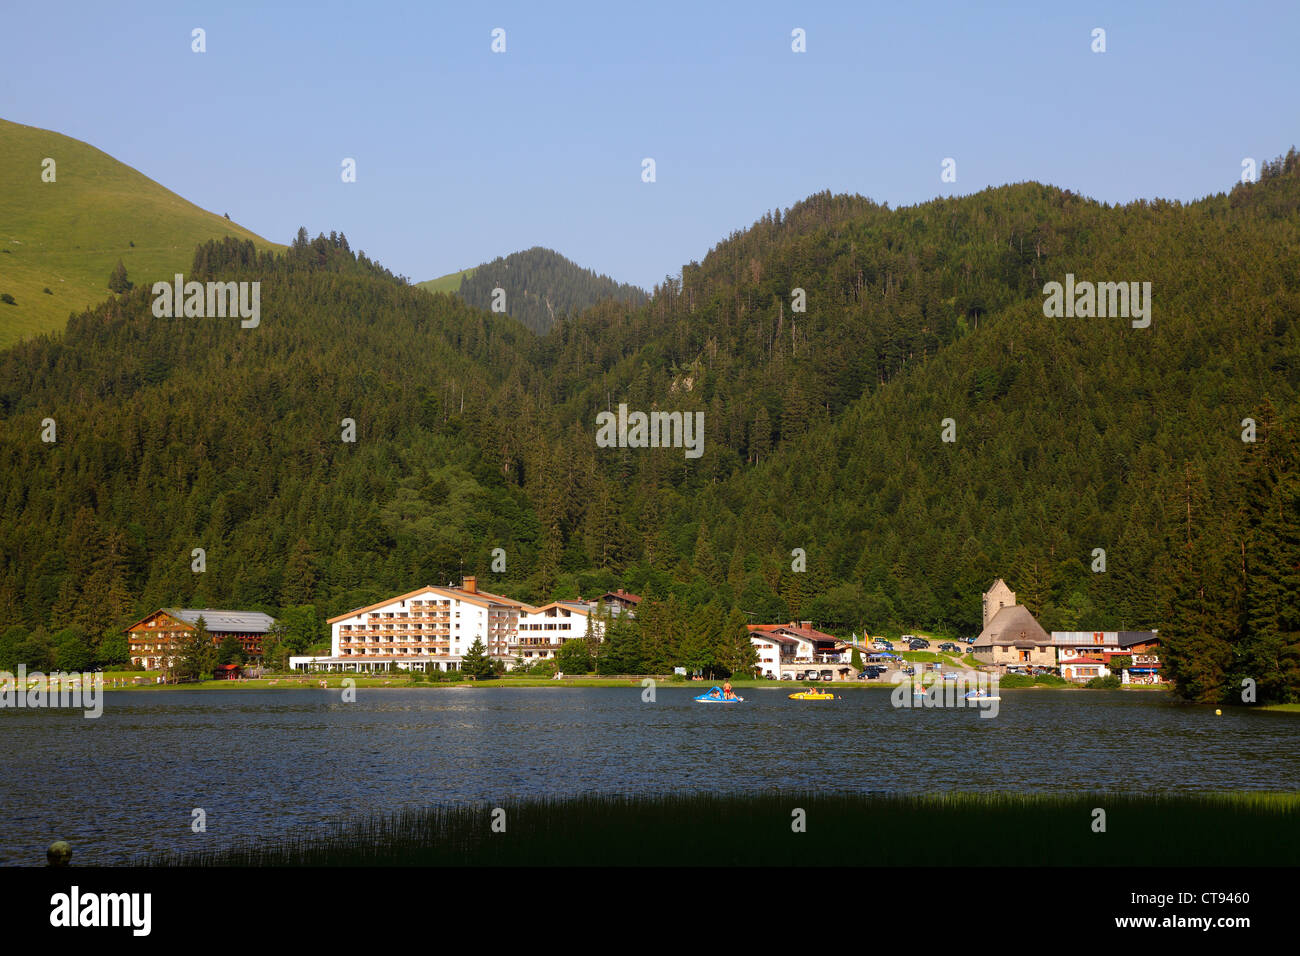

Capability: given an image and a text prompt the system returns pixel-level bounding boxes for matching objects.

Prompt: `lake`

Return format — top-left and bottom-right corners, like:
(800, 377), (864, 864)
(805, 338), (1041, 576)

(1, 686), (1296, 865)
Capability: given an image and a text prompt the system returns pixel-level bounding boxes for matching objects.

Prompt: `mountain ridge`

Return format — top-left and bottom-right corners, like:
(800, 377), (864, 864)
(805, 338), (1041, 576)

(0, 117), (282, 347)
(418, 246), (647, 335)
(1, 146), (1298, 702)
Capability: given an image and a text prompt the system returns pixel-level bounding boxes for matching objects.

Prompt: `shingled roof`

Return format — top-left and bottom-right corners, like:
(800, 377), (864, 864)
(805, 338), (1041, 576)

(972, 604), (1050, 647)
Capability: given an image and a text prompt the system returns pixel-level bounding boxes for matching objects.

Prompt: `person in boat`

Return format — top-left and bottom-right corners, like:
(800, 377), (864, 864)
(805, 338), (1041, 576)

(722, 680), (736, 700)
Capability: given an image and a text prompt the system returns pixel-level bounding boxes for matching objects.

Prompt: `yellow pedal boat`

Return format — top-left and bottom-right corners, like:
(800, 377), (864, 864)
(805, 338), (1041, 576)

(788, 690), (836, 700)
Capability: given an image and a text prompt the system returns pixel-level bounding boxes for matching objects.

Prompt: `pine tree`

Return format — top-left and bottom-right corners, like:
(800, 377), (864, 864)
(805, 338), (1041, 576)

(717, 606), (757, 677)
(280, 538), (318, 606)
(1237, 411), (1300, 703)
(1162, 463), (1241, 702)
(216, 634), (245, 666)
(460, 637), (494, 679)
(177, 616), (214, 682)
(108, 259), (133, 293)
(750, 407), (772, 464)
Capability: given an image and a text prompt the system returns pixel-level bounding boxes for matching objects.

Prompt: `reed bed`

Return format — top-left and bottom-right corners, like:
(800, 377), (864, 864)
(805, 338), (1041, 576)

(148, 790), (1300, 867)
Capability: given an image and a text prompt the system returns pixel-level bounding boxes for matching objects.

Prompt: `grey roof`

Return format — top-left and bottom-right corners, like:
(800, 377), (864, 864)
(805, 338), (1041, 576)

(1051, 631), (1116, 645)
(165, 608), (276, 633)
(1051, 630), (1160, 647)
(973, 605), (1050, 647)
(1117, 630), (1159, 647)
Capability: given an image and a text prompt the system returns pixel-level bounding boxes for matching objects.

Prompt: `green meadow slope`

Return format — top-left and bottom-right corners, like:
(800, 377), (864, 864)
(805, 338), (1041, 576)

(0, 117), (282, 346)
(415, 267), (476, 295)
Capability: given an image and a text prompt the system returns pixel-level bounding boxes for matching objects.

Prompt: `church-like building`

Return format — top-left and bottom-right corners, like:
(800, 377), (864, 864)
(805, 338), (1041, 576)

(971, 578), (1054, 667)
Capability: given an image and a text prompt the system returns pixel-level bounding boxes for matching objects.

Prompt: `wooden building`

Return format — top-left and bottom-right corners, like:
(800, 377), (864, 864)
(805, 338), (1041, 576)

(125, 608), (276, 670)
(599, 589), (642, 617)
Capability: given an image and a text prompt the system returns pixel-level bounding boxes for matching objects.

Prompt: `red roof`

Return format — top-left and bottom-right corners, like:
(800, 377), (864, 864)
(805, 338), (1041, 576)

(602, 589), (642, 604)
(1064, 657), (1106, 665)
(776, 624), (838, 644)
(747, 626), (798, 646)
(748, 622), (839, 645)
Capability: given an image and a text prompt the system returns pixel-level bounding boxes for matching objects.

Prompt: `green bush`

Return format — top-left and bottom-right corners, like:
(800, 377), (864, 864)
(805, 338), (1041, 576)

(555, 638), (593, 674)
(997, 672), (1070, 688)
(1086, 675), (1122, 689)
(514, 659), (557, 677)
(997, 674), (1035, 688)
(1033, 674), (1069, 686)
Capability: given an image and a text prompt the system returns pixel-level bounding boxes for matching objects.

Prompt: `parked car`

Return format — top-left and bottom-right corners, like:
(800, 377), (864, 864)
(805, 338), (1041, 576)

(938, 642), (960, 653)
(908, 639), (930, 650)
(780, 673), (793, 680)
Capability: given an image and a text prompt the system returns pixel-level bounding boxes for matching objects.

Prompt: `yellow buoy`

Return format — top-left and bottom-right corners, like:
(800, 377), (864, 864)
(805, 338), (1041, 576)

(1215, 709), (1222, 715)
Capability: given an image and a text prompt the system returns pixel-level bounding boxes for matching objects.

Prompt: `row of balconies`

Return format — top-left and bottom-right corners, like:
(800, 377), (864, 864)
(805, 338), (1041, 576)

(340, 640), (449, 649)
(342, 636), (437, 642)
(345, 617), (514, 628)
(363, 613), (454, 621)
(130, 641), (261, 650)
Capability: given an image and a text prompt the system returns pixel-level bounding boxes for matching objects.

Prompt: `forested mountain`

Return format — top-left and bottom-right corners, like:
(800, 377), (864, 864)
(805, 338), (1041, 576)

(0, 117), (280, 347)
(2, 154), (1298, 701)
(427, 246), (647, 334)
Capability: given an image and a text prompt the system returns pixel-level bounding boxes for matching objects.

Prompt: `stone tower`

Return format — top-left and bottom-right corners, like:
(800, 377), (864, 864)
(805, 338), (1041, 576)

(983, 578), (1016, 629)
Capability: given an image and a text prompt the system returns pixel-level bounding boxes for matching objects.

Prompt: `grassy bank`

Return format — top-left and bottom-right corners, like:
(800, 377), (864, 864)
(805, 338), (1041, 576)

(150, 791), (1300, 867)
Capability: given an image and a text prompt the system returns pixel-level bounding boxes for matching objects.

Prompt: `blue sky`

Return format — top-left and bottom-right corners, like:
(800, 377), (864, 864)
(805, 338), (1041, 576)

(3, 0), (1298, 289)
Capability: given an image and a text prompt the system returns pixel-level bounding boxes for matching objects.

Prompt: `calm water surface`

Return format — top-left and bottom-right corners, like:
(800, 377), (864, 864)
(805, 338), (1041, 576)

(1, 686), (1296, 864)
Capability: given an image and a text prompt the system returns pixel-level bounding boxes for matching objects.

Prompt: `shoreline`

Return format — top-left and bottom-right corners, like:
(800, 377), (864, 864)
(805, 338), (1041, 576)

(88, 675), (1175, 693)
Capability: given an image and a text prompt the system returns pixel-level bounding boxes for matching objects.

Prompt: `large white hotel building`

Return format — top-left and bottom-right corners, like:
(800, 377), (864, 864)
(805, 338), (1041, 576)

(291, 576), (602, 673)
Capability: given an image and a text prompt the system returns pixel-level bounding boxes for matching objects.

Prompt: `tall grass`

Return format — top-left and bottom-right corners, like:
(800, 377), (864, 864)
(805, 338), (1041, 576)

(148, 791), (1300, 867)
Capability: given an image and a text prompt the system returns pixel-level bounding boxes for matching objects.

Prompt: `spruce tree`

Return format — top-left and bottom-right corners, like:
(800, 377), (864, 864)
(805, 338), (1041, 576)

(460, 637), (494, 679)
(108, 259), (132, 293)
(178, 616), (214, 682)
